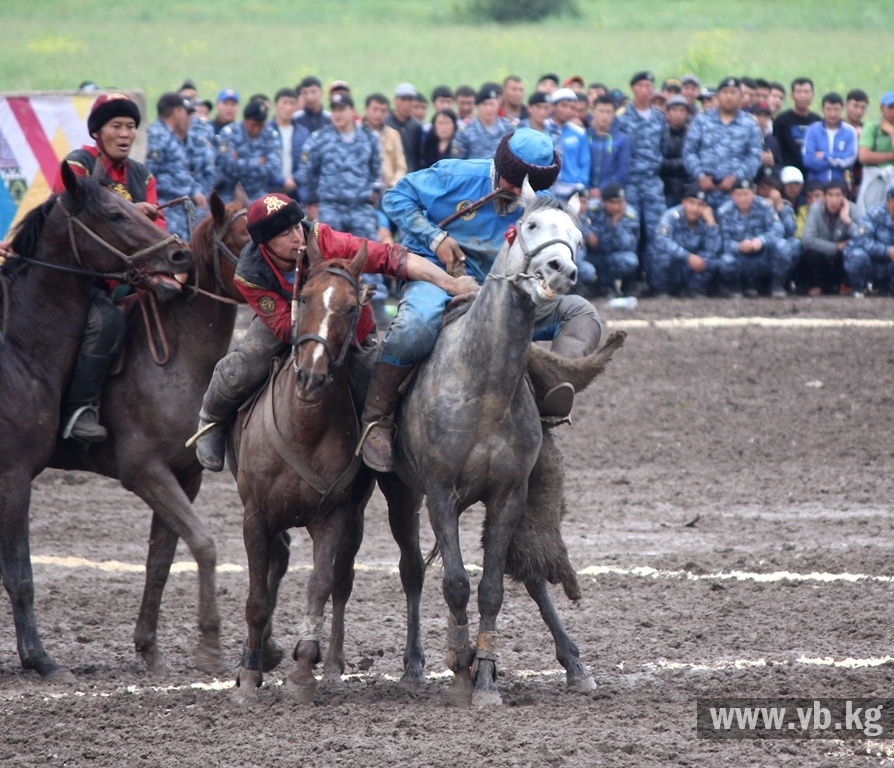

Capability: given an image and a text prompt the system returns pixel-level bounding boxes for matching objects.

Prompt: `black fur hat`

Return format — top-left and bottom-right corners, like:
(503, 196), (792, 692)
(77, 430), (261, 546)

(493, 129), (560, 191)
(87, 93), (141, 136)
(247, 193), (305, 245)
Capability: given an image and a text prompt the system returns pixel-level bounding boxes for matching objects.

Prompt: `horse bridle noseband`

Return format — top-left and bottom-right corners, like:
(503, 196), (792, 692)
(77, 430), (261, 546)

(488, 211), (579, 286)
(292, 266), (362, 381)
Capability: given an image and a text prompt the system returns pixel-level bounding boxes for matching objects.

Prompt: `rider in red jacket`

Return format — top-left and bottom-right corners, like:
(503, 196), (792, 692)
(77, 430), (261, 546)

(194, 192), (474, 471)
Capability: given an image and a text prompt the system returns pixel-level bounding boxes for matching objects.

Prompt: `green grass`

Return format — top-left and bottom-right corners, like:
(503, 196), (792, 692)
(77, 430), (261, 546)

(2, 0), (892, 114)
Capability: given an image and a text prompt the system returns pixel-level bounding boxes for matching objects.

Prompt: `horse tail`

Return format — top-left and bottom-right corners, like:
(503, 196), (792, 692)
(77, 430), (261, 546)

(528, 328), (626, 395)
(423, 541), (441, 569)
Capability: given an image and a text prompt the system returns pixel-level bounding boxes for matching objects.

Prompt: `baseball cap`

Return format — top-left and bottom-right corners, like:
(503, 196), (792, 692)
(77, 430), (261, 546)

(563, 75), (585, 88)
(217, 88), (239, 103)
(528, 91), (550, 107)
(395, 82), (417, 99)
(243, 100), (268, 122)
(780, 166), (804, 185)
(697, 88), (717, 101)
(630, 71), (654, 87)
(157, 92), (194, 114)
(732, 178), (754, 191)
(329, 80), (350, 94)
(330, 92), (354, 109)
(667, 95), (689, 109)
(717, 77), (742, 92)
(550, 87), (578, 104)
(601, 183), (625, 200)
(662, 77), (682, 92)
(881, 91), (894, 107)
(681, 74), (700, 86)
(476, 83), (502, 104)
(682, 183), (706, 201)
(751, 100), (772, 115)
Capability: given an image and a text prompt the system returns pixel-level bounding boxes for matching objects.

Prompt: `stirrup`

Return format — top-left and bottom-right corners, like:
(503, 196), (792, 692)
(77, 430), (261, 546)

(62, 405), (107, 442)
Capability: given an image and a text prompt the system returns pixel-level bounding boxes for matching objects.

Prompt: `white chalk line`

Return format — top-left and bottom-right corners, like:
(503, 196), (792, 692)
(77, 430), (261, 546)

(614, 316), (894, 330)
(31, 555), (894, 587)
(4, 655), (892, 704)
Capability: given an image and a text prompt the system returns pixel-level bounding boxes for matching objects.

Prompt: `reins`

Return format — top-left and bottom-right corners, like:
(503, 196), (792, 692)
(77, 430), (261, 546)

(487, 209), (578, 286)
(181, 206), (247, 306)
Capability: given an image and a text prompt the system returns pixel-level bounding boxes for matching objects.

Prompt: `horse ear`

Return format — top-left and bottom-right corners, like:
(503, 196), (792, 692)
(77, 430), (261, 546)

(305, 225), (323, 267)
(210, 190), (227, 224)
(349, 242), (368, 278)
(233, 183), (249, 208)
(61, 161), (85, 207)
(568, 192), (581, 214)
(520, 176), (537, 208)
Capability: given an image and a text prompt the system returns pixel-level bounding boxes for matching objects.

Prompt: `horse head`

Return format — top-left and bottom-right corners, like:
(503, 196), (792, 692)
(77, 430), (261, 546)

(192, 185), (250, 299)
(290, 243), (368, 402)
(58, 161), (192, 294)
(499, 178), (580, 305)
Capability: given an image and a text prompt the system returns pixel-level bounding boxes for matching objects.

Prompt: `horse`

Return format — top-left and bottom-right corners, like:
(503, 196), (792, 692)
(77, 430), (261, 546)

(394, 180), (626, 706)
(229, 244), (425, 705)
(1, 168), (251, 679)
(0, 162), (193, 678)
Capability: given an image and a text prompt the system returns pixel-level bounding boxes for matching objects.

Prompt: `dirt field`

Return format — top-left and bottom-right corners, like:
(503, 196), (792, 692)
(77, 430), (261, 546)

(3, 297), (894, 768)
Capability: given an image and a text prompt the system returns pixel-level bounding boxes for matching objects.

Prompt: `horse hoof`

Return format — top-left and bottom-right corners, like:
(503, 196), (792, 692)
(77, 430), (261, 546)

(472, 688), (503, 707)
(321, 668), (345, 691)
(194, 644), (225, 676)
(262, 638), (285, 673)
(285, 676), (317, 704)
(41, 666), (76, 686)
(230, 679), (261, 707)
(568, 674), (597, 692)
(139, 648), (173, 676)
(444, 674), (473, 708)
(400, 667), (425, 692)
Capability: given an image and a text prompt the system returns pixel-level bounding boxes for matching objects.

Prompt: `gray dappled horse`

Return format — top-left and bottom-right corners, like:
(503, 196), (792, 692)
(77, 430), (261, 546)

(395, 180), (625, 706)
(230, 244), (426, 705)
(0, 163), (198, 679)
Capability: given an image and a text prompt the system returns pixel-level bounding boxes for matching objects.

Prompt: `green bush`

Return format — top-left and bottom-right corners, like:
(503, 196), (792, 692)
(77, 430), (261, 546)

(468, 0), (578, 23)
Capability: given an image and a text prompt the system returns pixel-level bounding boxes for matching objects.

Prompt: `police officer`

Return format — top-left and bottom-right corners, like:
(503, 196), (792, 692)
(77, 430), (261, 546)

(717, 178), (787, 296)
(583, 183), (639, 296)
(652, 183), (726, 296)
(193, 193), (475, 470)
(683, 77), (764, 212)
(297, 92), (380, 240)
(453, 83), (514, 160)
(147, 92), (212, 241)
(215, 99), (282, 202)
(364, 129), (603, 472)
(615, 71), (667, 293)
(843, 183), (894, 297)
(755, 167), (800, 291)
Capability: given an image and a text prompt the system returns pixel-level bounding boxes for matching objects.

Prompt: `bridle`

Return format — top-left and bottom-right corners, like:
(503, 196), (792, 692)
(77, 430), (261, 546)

(487, 208), (579, 286)
(292, 266), (362, 383)
(209, 207), (247, 296)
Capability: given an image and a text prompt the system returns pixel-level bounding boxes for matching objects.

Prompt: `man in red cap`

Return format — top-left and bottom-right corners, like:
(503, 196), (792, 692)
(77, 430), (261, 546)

(193, 192), (475, 471)
(53, 93), (167, 442)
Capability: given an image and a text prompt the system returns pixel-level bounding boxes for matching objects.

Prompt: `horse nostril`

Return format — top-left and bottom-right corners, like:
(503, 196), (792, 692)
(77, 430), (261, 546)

(569, 266), (578, 284)
(548, 259), (561, 272)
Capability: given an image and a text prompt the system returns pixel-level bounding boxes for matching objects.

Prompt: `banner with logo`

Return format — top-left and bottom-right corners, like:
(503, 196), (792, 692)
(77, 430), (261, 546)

(0, 90), (146, 239)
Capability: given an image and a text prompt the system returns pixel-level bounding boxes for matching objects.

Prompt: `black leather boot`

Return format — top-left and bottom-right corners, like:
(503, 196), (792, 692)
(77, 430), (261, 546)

(360, 363), (412, 473)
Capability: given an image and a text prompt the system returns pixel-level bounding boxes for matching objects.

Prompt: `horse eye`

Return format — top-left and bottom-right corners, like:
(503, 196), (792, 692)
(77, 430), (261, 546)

(527, 221), (537, 229)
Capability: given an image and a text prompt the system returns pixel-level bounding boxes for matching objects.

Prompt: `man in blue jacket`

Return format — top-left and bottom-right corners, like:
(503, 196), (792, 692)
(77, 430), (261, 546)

(361, 129), (603, 471)
(588, 95), (629, 198)
(802, 92), (858, 184)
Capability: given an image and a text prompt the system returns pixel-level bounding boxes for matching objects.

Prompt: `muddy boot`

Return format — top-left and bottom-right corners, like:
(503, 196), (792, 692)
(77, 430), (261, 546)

(539, 315), (603, 420)
(360, 363), (412, 473)
(194, 387), (243, 473)
(62, 350), (116, 442)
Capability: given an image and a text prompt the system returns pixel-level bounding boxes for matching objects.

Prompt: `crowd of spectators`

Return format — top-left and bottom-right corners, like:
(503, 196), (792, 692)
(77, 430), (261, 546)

(149, 72), (894, 301)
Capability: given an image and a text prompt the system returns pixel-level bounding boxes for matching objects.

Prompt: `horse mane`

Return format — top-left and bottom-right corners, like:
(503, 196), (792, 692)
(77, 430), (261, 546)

(523, 194), (581, 229)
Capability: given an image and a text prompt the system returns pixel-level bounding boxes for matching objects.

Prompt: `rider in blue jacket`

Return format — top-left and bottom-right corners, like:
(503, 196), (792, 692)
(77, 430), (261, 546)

(361, 128), (603, 472)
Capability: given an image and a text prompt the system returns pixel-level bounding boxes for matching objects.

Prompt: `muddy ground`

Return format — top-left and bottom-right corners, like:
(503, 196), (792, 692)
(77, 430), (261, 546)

(3, 296), (894, 767)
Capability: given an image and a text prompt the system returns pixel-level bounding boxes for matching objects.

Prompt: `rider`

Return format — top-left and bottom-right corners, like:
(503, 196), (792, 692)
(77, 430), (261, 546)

(193, 192), (475, 472)
(361, 128), (603, 472)
(54, 93), (167, 442)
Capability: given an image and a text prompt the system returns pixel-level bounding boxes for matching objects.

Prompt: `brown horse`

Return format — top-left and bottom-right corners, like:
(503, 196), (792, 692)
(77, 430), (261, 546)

(1, 173), (250, 679)
(0, 163), (193, 678)
(230, 245), (425, 704)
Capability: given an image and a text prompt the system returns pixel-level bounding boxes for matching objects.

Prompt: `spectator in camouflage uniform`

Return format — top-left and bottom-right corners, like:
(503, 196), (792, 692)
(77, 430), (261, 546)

(651, 184), (726, 297)
(583, 183), (640, 296)
(755, 167), (800, 290)
(215, 100), (282, 203)
(843, 183), (894, 296)
(683, 77), (763, 212)
(146, 92), (212, 240)
(453, 82), (514, 160)
(717, 178), (787, 296)
(615, 71), (667, 291)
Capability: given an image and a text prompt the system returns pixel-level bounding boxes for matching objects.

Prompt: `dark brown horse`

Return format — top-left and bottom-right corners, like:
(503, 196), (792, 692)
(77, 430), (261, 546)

(230, 245), (425, 704)
(1, 169), (250, 679)
(0, 163), (192, 678)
